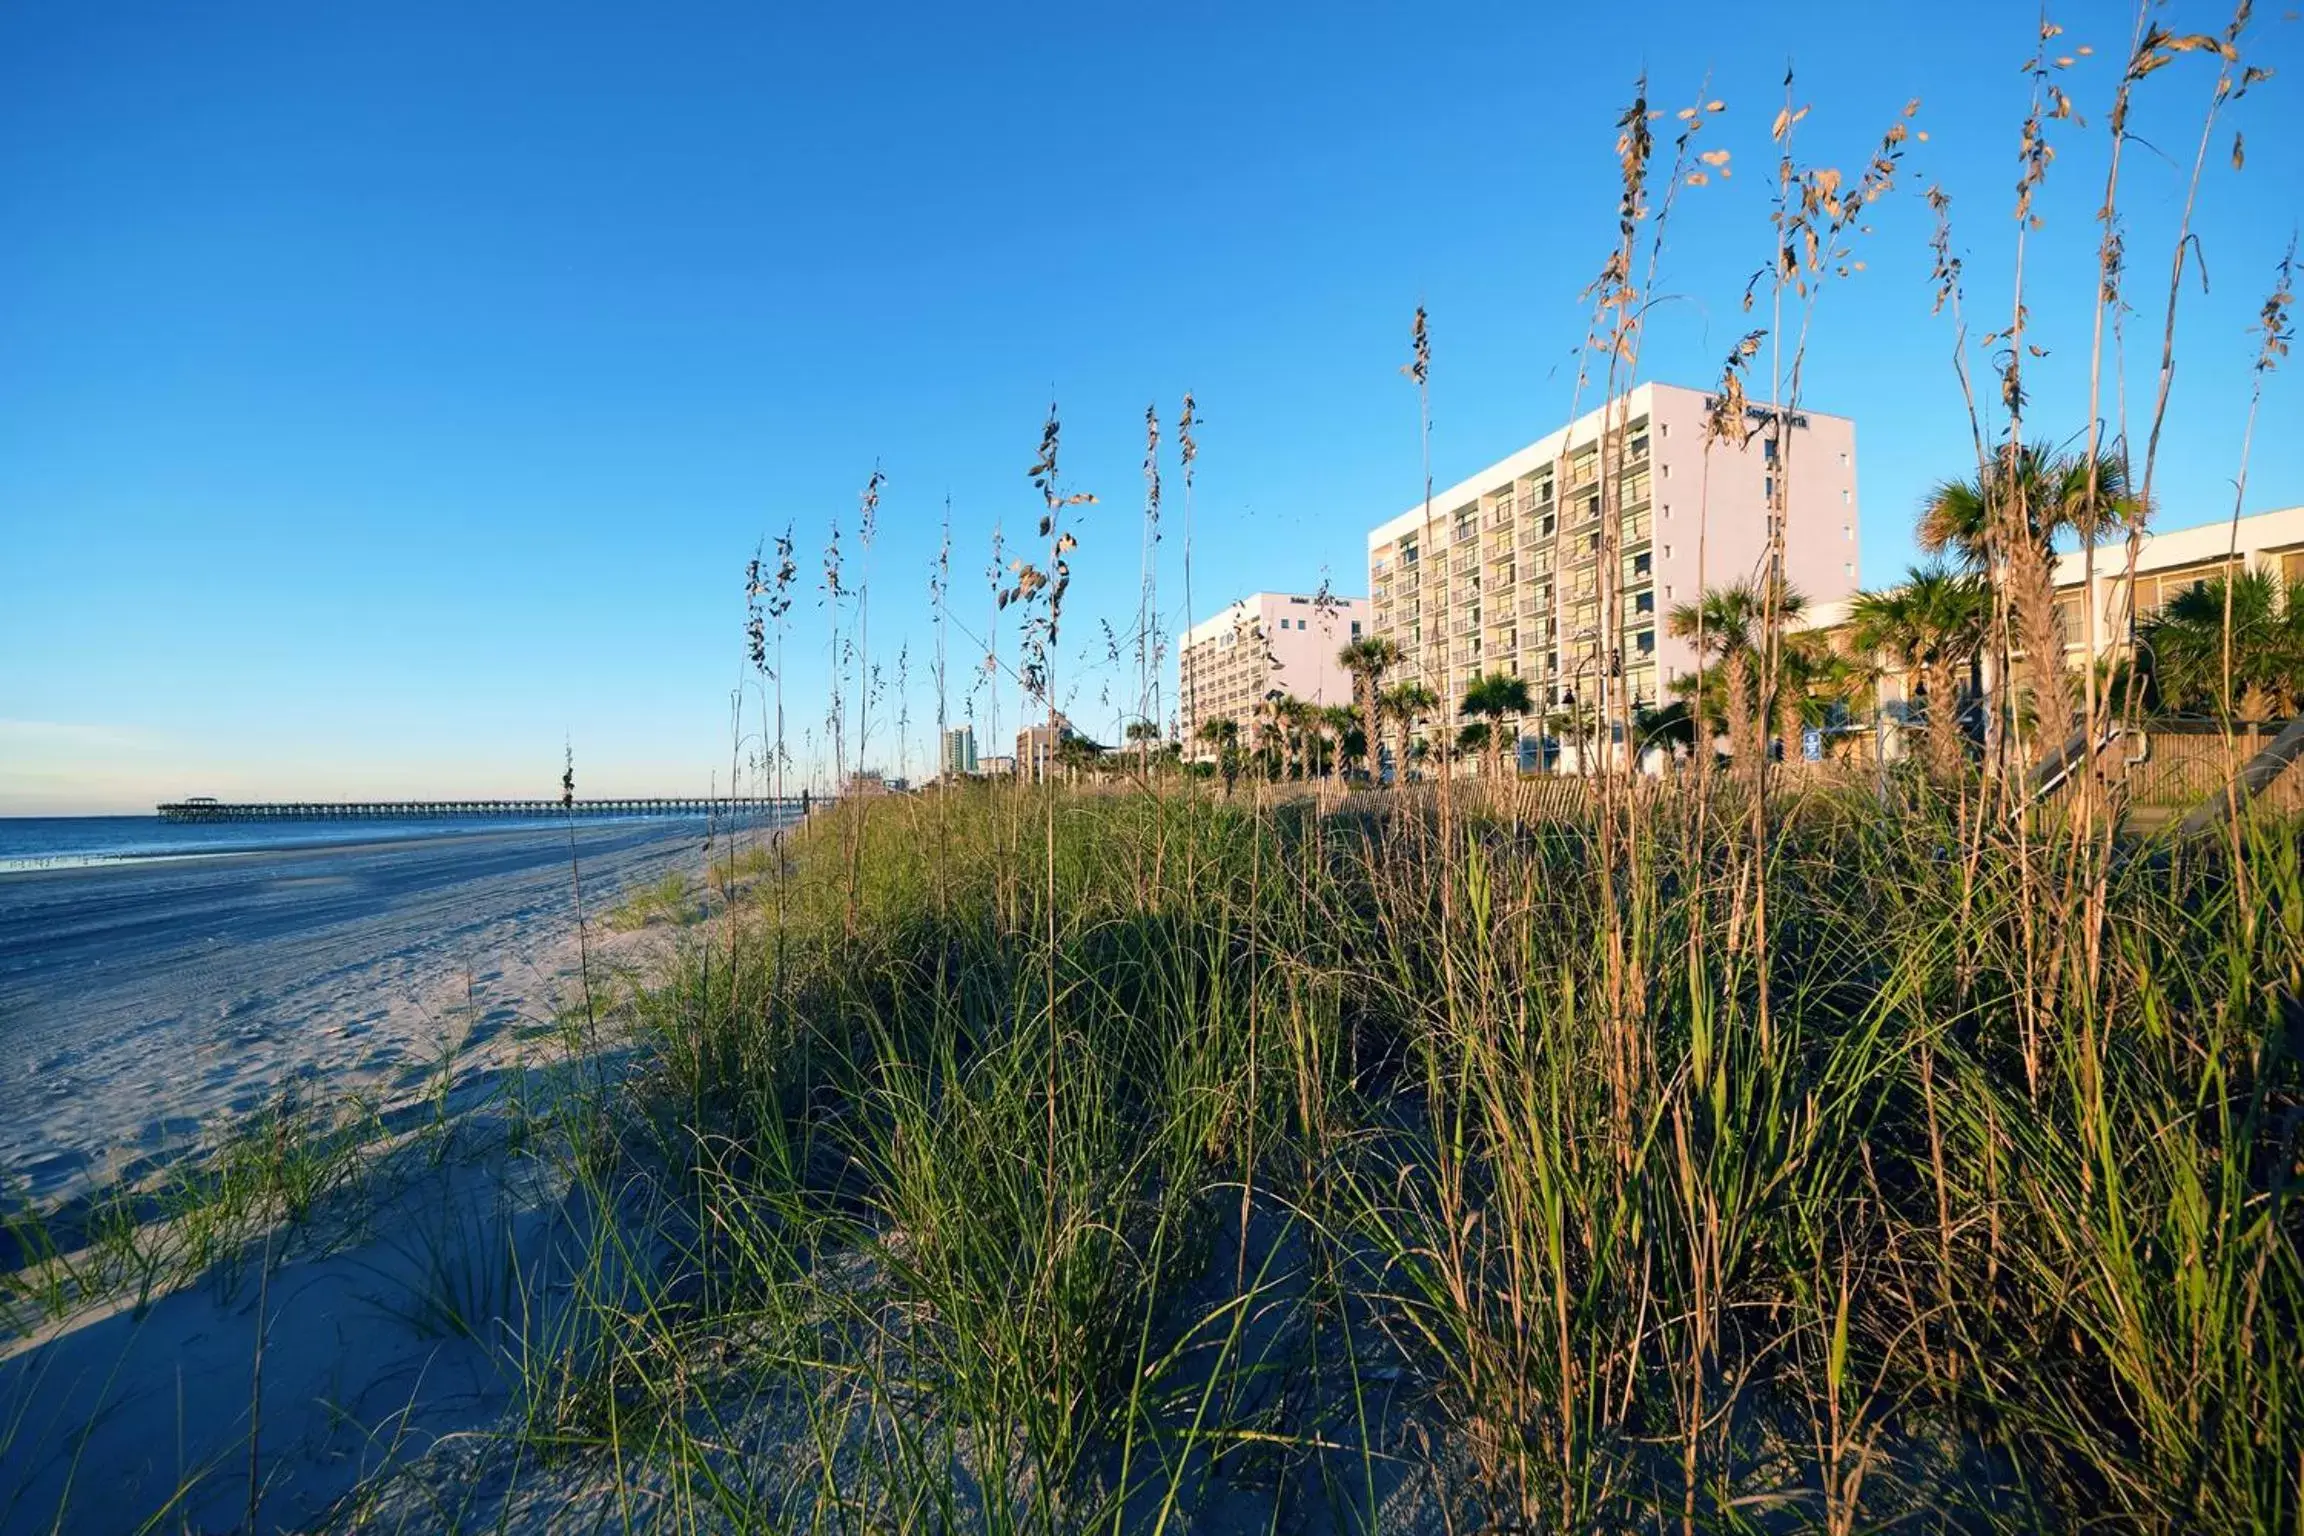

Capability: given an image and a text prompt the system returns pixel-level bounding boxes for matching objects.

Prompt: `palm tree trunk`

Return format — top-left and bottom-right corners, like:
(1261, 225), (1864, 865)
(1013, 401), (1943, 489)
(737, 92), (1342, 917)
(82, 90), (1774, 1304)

(1725, 651), (1756, 783)
(1922, 661), (1962, 781)
(1362, 690), (1383, 786)
(2012, 545), (2072, 765)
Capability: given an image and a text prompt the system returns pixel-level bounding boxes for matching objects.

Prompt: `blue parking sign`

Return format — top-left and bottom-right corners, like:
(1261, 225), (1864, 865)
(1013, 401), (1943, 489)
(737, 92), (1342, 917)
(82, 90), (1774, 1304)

(1801, 726), (1823, 762)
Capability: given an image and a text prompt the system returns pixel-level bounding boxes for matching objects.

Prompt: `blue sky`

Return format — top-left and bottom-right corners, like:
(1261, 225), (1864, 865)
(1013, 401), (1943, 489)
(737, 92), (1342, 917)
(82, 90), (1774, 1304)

(2, 0), (2297, 812)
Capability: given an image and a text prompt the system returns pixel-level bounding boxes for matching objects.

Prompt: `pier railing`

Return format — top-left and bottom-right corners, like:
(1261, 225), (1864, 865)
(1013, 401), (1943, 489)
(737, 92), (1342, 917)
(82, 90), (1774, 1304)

(156, 797), (814, 823)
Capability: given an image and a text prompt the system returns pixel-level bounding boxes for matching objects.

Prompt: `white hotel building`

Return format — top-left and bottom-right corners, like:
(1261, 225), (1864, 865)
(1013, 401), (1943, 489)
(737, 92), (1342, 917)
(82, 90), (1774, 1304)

(1367, 382), (1862, 759)
(1179, 592), (1369, 755)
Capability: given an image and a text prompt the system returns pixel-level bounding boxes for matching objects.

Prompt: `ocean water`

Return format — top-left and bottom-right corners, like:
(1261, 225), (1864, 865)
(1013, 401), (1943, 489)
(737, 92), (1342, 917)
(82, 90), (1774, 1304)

(0, 812), (744, 874)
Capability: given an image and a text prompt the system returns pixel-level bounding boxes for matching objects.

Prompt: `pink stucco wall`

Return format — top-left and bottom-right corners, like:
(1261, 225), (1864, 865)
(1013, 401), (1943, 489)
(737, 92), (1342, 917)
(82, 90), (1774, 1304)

(1258, 593), (1366, 710)
(1645, 385), (1861, 695)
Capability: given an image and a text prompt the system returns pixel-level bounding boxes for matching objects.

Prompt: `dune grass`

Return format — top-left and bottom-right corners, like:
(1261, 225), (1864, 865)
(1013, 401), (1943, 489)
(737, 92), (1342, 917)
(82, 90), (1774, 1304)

(404, 774), (2302, 1532)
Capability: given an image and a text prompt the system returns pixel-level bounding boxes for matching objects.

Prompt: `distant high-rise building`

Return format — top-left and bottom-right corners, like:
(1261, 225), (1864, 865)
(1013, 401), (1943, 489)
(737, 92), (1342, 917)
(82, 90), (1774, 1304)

(1178, 593), (1369, 759)
(940, 724), (978, 777)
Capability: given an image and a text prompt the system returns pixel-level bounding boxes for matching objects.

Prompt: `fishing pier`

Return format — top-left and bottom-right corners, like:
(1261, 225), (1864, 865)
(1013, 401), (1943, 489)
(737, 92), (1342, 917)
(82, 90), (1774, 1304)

(156, 797), (811, 823)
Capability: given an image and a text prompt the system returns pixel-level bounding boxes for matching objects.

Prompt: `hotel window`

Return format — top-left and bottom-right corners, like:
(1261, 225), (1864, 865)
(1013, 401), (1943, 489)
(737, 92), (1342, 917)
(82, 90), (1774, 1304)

(1763, 437), (1778, 464)
(1350, 621), (1362, 637)
(1636, 631), (1655, 655)
(2053, 593), (2083, 645)
(1635, 591), (1654, 614)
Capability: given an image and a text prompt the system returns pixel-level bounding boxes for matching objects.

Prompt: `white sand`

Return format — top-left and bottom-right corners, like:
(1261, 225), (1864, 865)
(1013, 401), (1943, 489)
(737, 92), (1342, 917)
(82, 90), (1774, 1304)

(0, 822), (703, 1203)
(0, 822), (718, 1535)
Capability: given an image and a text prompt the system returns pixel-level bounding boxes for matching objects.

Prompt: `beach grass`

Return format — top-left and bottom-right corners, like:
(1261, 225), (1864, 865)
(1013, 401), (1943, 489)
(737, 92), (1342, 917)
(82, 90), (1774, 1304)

(336, 774), (2297, 1532)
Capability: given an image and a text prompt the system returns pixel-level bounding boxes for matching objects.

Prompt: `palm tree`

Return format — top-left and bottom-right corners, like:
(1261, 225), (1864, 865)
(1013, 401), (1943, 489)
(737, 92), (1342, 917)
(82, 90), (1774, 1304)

(1053, 732), (1103, 782)
(1666, 580), (1808, 775)
(1268, 694), (1311, 779)
(2138, 569), (2304, 721)
(1774, 631), (1870, 767)
(1252, 693), (1287, 780)
(1380, 680), (1438, 785)
(1196, 716), (1242, 795)
(1459, 671), (1533, 784)
(1338, 636), (1403, 784)
(1919, 442), (2145, 760)
(1849, 564), (1990, 779)
(1634, 699), (1696, 764)
(1317, 703), (1357, 780)
(1917, 442), (2145, 562)
(1123, 717), (1162, 775)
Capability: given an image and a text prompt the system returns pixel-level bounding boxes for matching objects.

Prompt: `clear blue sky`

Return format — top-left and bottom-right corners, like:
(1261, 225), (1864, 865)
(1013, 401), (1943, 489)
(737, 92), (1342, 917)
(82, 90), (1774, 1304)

(3, 0), (2297, 812)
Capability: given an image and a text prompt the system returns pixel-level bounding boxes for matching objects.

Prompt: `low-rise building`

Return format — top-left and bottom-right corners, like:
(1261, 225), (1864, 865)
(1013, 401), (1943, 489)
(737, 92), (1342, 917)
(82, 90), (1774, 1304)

(1014, 720), (1093, 783)
(2042, 505), (2304, 659)
(1803, 503), (2304, 741)
(1179, 592), (1369, 758)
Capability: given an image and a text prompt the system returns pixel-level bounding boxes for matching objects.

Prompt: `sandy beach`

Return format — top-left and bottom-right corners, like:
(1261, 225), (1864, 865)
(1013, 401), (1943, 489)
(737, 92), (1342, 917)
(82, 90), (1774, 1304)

(0, 821), (702, 1203)
(0, 820), (714, 1535)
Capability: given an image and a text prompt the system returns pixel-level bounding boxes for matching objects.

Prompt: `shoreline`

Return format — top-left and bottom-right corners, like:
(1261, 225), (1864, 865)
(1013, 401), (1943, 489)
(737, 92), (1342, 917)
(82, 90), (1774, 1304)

(0, 813), (745, 878)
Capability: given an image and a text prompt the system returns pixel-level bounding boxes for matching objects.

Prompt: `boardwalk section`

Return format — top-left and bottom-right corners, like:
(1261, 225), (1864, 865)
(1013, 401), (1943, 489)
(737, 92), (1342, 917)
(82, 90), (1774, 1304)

(156, 797), (808, 823)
